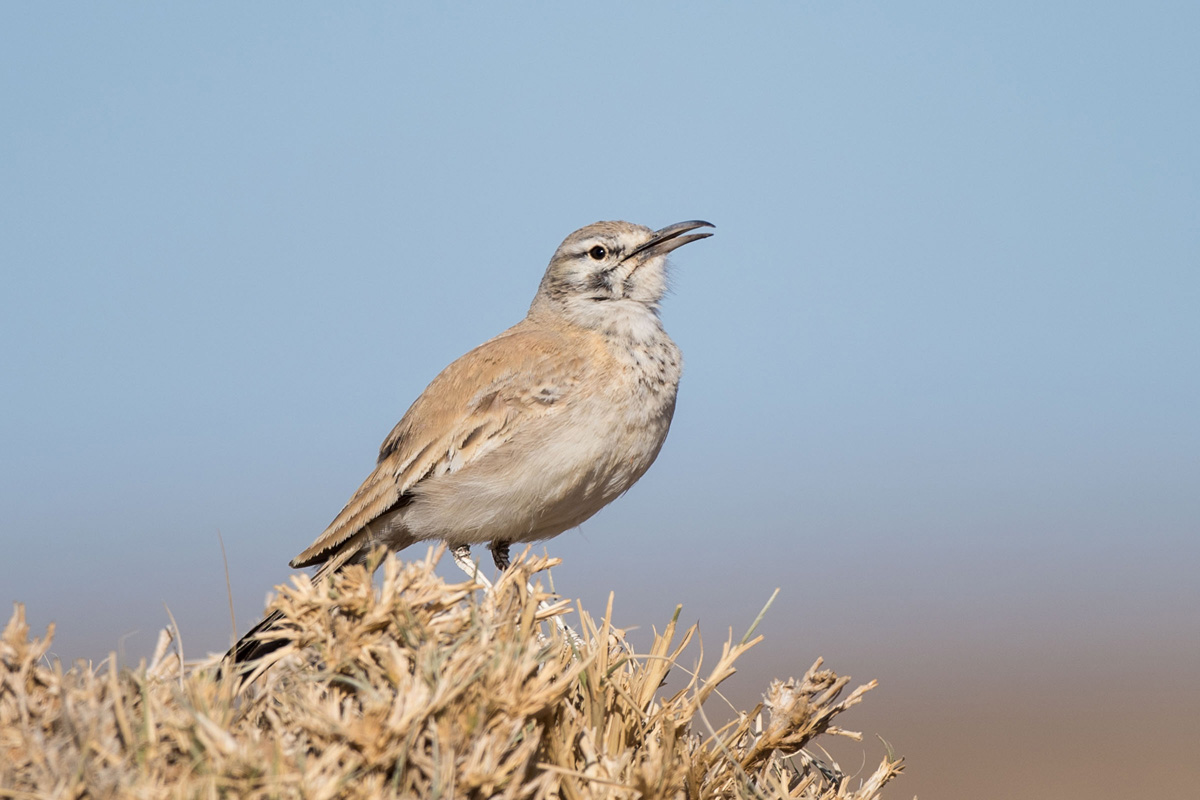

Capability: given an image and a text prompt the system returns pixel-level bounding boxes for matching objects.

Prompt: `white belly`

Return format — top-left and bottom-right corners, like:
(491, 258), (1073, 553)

(401, 382), (677, 546)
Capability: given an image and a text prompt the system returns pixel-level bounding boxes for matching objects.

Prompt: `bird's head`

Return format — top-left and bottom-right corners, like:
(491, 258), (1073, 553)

(530, 220), (713, 326)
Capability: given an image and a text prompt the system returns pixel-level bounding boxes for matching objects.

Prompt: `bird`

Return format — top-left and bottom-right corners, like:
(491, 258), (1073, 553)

(224, 219), (713, 675)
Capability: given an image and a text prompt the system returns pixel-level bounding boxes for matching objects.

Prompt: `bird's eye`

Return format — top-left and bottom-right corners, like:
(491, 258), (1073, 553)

(588, 245), (608, 260)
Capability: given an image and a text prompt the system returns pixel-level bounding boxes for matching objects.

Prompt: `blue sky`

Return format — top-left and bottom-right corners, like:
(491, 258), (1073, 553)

(2, 5), (1197, 797)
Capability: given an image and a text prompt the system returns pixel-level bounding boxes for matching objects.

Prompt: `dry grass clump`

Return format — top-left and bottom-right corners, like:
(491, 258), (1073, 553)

(1, 549), (902, 798)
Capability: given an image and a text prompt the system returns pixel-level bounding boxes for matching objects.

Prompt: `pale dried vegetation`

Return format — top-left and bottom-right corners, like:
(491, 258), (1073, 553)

(1, 549), (902, 798)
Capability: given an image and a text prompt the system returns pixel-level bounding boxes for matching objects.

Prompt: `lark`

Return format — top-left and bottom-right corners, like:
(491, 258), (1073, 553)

(226, 219), (713, 672)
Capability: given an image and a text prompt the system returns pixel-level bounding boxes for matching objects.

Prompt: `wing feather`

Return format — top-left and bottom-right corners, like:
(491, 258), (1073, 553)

(288, 324), (594, 569)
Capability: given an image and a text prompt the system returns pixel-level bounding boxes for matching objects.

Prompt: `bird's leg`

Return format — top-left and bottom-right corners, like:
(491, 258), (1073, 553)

(489, 541), (511, 571)
(491, 542), (579, 646)
(451, 544), (494, 590)
(454, 543), (576, 647)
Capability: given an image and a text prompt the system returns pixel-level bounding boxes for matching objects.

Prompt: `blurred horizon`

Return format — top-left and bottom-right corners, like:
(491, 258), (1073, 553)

(3, 4), (1197, 798)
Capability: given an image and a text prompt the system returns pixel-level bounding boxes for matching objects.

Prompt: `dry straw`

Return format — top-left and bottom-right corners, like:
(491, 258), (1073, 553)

(1, 548), (902, 798)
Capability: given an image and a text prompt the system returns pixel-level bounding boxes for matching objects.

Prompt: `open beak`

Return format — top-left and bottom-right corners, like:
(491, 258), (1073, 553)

(625, 220), (715, 261)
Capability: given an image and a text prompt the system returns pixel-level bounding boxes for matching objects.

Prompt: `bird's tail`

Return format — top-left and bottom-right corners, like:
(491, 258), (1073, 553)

(219, 530), (371, 685)
(223, 608), (288, 675)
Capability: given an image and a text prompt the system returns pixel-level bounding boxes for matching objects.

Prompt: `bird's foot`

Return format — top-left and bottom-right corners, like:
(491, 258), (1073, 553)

(451, 544), (494, 590)
(454, 542), (580, 649)
(489, 541), (511, 571)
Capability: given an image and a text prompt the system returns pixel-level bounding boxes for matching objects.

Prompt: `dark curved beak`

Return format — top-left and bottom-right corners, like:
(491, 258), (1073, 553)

(626, 220), (715, 261)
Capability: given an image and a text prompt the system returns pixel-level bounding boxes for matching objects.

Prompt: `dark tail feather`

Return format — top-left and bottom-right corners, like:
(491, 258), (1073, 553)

(217, 608), (290, 684)
(217, 530), (375, 685)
